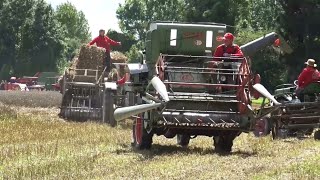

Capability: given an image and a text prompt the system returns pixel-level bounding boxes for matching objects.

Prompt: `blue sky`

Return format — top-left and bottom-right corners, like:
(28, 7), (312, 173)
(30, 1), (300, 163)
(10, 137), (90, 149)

(45, 0), (125, 38)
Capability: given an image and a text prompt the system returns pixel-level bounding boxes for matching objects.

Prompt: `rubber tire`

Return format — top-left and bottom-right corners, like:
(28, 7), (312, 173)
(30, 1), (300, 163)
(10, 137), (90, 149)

(213, 134), (236, 153)
(132, 115), (153, 150)
(177, 134), (191, 147)
(253, 118), (271, 137)
(314, 130), (320, 140)
(103, 90), (116, 127)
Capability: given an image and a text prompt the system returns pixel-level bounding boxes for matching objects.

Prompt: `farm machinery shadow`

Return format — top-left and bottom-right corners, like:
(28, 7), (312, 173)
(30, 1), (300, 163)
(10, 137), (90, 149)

(116, 143), (257, 159)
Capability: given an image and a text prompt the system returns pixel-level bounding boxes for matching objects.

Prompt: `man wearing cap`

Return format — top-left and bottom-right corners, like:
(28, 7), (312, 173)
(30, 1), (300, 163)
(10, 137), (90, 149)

(87, 29), (121, 71)
(213, 33), (244, 59)
(297, 59), (320, 90)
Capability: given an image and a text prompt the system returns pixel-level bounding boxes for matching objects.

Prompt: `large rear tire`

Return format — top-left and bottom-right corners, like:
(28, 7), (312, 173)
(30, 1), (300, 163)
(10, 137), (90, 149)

(213, 134), (237, 153)
(314, 130), (320, 140)
(177, 134), (191, 147)
(254, 117), (271, 137)
(132, 114), (153, 150)
(103, 89), (116, 127)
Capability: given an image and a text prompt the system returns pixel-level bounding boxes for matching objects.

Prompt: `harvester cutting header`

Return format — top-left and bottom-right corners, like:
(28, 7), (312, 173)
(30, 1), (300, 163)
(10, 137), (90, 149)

(59, 21), (292, 152)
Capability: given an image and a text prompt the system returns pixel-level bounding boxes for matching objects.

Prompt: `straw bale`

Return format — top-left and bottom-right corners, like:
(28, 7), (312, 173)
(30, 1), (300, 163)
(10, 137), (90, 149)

(111, 51), (128, 63)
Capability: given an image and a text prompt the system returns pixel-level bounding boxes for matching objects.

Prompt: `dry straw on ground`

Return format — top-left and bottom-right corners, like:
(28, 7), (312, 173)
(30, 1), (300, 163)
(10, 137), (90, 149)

(0, 92), (319, 179)
(0, 91), (61, 108)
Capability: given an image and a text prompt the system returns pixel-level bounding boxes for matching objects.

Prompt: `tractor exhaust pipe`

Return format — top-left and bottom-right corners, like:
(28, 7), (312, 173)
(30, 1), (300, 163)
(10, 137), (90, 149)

(114, 103), (163, 121)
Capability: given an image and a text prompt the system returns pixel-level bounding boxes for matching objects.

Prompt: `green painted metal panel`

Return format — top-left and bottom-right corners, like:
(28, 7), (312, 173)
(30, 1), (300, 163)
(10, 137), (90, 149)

(145, 22), (227, 64)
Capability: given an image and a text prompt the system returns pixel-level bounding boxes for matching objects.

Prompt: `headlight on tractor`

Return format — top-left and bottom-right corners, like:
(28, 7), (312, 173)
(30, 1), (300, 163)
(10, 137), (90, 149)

(220, 75), (227, 82)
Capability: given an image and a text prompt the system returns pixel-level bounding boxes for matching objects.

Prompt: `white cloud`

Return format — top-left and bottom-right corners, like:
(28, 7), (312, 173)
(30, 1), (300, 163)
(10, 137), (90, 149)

(45, 0), (125, 38)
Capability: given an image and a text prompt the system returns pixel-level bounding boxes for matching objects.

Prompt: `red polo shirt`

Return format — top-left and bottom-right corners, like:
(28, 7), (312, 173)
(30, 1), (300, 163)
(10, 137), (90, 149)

(298, 66), (320, 88)
(213, 44), (244, 58)
(89, 36), (120, 52)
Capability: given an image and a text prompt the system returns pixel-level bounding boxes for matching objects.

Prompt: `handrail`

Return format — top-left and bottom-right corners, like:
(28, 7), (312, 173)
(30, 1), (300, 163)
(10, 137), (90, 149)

(166, 66), (240, 72)
(161, 54), (245, 60)
(96, 66), (107, 84)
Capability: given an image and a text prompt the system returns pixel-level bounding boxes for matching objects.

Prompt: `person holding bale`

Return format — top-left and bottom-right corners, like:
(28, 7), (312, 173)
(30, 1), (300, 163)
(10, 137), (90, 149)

(87, 29), (121, 71)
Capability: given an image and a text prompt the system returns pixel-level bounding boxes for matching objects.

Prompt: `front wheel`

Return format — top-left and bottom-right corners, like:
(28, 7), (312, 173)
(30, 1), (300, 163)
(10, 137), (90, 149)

(314, 130), (320, 140)
(177, 134), (190, 147)
(253, 118), (271, 137)
(213, 133), (237, 153)
(132, 114), (153, 150)
(103, 89), (116, 127)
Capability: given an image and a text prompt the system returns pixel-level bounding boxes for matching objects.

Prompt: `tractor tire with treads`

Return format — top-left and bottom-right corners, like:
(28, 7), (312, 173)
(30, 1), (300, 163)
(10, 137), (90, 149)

(132, 114), (153, 150)
(103, 89), (116, 127)
(314, 130), (320, 140)
(213, 133), (237, 153)
(177, 134), (191, 147)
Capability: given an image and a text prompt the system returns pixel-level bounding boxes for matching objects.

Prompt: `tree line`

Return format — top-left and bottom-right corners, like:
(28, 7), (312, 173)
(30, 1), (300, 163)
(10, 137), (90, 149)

(1, 0), (319, 91)
(0, 0), (90, 80)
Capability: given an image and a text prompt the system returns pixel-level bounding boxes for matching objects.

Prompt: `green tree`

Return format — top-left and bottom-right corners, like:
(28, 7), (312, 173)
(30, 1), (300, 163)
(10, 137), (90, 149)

(277, 0), (320, 81)
(106, 29), (137, 53)
(116, 0), (185, 41)
(55, 2), (91, 61)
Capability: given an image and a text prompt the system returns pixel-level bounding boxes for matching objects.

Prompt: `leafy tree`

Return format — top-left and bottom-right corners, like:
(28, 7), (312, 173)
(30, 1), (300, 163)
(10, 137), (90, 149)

(0, 0), (91, 80)
(277, 0), (320, 81)
(184, 0), (241, 27)
(106, 29), (137, 52)
(116, 0), (185, 41)
(55, 2), (91, 61)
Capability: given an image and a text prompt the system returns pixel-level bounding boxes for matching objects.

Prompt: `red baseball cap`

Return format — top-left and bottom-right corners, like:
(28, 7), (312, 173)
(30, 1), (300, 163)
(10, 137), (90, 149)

(223, 33), (234, 40)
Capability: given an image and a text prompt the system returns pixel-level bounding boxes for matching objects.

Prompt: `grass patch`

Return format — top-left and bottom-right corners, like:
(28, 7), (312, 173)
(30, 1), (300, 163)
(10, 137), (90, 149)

(252, 97), (270, 105)
(1, 102), (320, 179)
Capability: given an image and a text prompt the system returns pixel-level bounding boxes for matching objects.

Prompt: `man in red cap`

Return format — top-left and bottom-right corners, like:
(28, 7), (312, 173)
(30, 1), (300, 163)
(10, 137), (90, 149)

(87, 29), (121, 70)
(213, 33), (243, 59)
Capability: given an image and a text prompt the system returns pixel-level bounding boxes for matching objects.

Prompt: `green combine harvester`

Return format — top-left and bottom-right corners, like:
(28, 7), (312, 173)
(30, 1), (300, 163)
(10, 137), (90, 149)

(59, 21), (294, 152)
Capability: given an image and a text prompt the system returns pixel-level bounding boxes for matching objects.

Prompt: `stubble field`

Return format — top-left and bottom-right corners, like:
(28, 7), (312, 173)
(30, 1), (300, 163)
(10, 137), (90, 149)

(0, 91), (319, 179)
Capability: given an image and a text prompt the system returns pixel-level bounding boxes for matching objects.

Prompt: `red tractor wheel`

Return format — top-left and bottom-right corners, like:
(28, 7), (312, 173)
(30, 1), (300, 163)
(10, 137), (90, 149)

(253, 118), (271, 137)
(132, 113), (153, 150)
(237, 88), (249, 114)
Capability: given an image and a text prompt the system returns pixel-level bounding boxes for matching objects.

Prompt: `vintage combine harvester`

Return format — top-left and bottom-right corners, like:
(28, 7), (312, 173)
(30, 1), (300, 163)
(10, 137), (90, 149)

(109, 21), (292, 152)
(254, 80), (320, 140)
(58, 21), (292, 152)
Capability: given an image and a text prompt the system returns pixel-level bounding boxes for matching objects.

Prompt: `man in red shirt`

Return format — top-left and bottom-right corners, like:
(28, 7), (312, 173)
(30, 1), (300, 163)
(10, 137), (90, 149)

(213, 33), (244, 59)
(87, 29), (121, 71)
(297, 59), (320, 89)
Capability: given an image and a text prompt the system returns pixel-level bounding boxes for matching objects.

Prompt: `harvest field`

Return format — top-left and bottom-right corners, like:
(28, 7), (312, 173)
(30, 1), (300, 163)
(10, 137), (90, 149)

(0, 91), (319, 179)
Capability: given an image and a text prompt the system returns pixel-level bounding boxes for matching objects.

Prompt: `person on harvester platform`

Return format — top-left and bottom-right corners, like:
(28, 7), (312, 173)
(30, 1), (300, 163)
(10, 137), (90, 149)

(87, 29), (121, 71)
(296, 59), (320, 95)
(213, 32), (244, 59)
(87, 29), (127, 85)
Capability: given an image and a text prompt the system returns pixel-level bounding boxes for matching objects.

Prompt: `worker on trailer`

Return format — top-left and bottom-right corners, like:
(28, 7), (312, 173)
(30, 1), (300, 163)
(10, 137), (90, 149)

(213, 33), (244, 59)
(296, 59), (320, 94)
(87, 29), (121, 71)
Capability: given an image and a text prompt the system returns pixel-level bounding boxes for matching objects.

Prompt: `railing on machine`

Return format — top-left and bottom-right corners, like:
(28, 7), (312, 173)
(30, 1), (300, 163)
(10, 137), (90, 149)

(155, 54), (250, 89)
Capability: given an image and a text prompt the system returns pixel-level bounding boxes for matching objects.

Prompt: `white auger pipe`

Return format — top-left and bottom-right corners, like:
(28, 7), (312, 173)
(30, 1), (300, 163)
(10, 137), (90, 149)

(253, 84), (281, 105)
(114, 103), (162, 121)
(151, 76), (169, 102)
